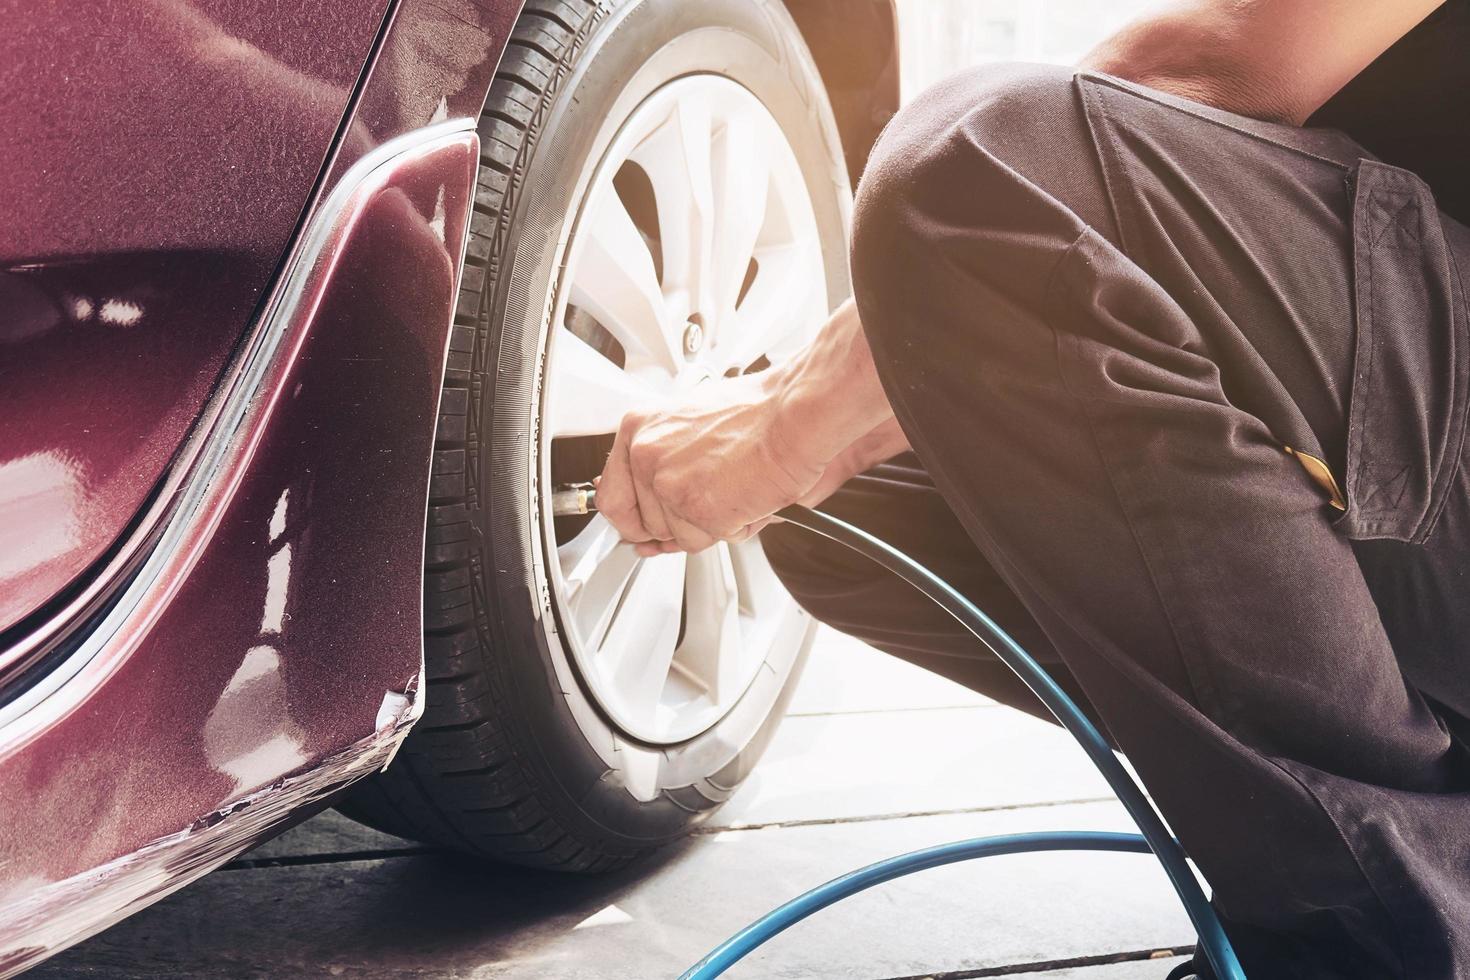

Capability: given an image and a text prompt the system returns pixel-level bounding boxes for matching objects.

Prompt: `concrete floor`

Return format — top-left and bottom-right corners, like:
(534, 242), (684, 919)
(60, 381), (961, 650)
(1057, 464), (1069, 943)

(34, 629), (1194, 979)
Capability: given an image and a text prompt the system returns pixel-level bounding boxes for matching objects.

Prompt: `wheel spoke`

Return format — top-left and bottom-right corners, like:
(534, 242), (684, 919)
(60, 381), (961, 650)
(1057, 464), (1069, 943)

(710, 112), (770, 316)
(719, 241), (823, 370)
(601, 551), (688, 725)
(672, 543), (745, 702)
(632, 98), (714, 314)
(559, 515), (640, 650)
(619, 747), (663, 803)
(727, 537), (782, 619)
(570, 189), (680, 373)
(546, 327), (648, 438)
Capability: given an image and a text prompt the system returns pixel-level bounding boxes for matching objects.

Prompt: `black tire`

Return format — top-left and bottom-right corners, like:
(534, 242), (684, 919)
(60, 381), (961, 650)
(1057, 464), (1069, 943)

(341, 0), (851, 872)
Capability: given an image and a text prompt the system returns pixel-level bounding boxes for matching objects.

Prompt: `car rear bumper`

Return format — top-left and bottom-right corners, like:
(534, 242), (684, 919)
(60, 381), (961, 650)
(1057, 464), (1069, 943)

(0, 119), (479, 977)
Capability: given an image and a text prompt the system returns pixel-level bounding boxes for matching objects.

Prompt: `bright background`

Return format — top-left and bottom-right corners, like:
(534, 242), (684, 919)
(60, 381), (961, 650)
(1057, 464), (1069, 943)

(896, 0), (1157, 98)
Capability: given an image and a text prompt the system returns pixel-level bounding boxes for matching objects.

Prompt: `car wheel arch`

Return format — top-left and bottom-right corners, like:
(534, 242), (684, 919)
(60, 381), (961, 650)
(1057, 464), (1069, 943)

(782, 0), (901, 187)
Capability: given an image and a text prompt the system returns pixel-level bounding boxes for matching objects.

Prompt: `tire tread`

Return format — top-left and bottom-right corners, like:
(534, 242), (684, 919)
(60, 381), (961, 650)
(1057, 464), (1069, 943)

(340, 0), (647, 873)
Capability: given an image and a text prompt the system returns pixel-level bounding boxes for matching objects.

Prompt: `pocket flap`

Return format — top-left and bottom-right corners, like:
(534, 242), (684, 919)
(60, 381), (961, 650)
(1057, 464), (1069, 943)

(1342, 160), (1468, 543)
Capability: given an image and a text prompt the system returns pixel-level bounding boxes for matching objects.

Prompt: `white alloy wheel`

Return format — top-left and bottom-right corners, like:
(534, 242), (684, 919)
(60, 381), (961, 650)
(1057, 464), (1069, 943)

(346, 0), (854, 869)
(540, 75), (828, 746)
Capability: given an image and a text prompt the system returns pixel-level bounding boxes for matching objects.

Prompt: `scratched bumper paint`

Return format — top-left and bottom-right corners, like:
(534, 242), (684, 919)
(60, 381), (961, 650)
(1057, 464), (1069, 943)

(0, 682), (421, 979)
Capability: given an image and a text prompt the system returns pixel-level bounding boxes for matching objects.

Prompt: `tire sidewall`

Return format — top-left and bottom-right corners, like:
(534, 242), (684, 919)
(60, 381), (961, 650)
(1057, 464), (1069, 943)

(475, 0), (850, 845)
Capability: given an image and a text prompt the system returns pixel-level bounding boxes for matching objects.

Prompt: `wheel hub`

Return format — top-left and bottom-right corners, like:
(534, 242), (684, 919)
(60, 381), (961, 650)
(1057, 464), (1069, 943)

(682, 318), (704, 357)
(539, 75), (828, 746)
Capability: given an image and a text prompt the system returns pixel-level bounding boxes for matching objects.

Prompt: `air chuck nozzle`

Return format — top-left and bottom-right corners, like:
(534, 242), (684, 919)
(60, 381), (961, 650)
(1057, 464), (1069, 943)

(550, 484), (598, 517)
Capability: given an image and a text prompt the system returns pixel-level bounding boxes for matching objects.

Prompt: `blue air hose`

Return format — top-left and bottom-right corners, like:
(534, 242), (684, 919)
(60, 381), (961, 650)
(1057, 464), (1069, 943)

(682, 831), (1159, 978)
(548, 490), (1244, 979)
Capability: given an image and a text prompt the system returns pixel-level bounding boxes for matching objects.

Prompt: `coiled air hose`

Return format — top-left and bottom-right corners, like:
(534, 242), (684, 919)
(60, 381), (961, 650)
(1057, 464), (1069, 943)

(549, 489), (1245, 980)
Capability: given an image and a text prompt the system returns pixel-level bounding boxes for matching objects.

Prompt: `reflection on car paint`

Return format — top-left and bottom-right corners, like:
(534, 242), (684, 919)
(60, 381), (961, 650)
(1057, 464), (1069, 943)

(0, 453), (83, 589)
(0, 0), (388, 634)
(0, 252), (251, 637)
(203, 645), (309, 792)
(203, 486), (308, 794)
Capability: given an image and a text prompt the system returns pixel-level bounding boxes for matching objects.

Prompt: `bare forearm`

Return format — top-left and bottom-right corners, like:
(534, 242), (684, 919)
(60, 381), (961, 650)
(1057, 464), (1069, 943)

(767, 299), (898, 470)
(1080, 0), (1441, 125)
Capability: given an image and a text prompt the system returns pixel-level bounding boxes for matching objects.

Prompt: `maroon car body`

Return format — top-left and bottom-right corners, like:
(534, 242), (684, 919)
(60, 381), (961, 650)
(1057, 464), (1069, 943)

(0, 0), (897, 972)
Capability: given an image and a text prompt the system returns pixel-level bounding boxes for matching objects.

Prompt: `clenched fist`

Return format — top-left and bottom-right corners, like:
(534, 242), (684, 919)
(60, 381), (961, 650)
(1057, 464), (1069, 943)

(596, 373), (821, 555)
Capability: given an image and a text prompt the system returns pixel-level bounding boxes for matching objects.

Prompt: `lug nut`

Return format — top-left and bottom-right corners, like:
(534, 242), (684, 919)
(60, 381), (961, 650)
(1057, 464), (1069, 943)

(682, 318), (704, 356)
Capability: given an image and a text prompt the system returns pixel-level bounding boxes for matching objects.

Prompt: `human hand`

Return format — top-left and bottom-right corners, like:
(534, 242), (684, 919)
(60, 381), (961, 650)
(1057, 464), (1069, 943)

(596, 373), (825, 555)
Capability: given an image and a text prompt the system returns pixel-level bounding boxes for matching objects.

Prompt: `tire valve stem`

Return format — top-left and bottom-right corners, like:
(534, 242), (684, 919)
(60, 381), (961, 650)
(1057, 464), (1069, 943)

(551, 483), (598, 517)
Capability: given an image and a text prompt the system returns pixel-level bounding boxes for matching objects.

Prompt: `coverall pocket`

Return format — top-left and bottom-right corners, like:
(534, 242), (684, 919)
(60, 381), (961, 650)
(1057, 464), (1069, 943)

(1341, 159), (1469, 543)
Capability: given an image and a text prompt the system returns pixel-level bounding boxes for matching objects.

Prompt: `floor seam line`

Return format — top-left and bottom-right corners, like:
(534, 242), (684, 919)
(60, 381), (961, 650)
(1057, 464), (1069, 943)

(693, 797), (1119, 835)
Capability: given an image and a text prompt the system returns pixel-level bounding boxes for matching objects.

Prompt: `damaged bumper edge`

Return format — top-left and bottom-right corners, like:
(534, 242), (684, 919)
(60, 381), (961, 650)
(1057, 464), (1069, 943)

(0, 678), (422, 979)
(0, 118), (477, 978)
